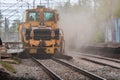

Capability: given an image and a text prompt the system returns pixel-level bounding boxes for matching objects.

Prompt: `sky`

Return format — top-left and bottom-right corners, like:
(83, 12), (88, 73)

(0, 0), (78, 24)
(1, 0), (78, 4)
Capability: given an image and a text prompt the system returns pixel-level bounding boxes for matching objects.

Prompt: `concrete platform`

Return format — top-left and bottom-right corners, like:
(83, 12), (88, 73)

(7, 49), (24, 54)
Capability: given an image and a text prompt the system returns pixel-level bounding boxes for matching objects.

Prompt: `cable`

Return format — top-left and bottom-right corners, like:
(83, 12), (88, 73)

(4, 3), (25, 17)
(1, 1), (20, 13)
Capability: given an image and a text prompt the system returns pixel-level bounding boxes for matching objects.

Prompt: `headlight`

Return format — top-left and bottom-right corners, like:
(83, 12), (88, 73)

(18, 43), (23, 49)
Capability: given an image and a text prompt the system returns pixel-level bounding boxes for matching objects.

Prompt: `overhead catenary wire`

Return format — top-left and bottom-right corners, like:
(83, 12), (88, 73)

(4, 3), (25, 16)
(1, 1), (21, 13)
(0, 0), (68, 25)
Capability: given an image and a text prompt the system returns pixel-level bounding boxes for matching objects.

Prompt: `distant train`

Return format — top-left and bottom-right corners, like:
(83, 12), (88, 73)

(19, 6), (64, 56)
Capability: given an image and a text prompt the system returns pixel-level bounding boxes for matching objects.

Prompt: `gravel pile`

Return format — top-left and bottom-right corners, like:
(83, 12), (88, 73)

(40, 59), (91, 80)
(12, 59), (51, 80)
(65, 51), (120, 80)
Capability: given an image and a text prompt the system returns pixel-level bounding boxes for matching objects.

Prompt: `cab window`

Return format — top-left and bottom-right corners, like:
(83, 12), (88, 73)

(28, 12), (39, 21)
(44, 12), (55, 21)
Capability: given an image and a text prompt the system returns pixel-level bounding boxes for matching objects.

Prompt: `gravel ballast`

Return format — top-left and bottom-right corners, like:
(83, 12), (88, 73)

(12, 59), (51, 80)
(65, 51), (120, 80)
(40, 59), (91, 80)
(9, 50), (120, 80)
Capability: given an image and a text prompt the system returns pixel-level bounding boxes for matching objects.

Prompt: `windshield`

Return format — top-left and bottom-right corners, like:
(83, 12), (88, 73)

(44, 12), (55, 21)
(28, 12), (39, 21)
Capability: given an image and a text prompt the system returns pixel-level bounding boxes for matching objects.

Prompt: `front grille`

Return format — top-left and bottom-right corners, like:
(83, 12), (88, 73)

(34, 29), (51, 40)
(25, 29), (60, 40)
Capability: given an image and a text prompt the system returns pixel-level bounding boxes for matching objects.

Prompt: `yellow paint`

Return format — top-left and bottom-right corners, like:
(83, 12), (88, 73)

(45, 47), (54, 54)
(24, 38), (29, 43)
(45, 40), (55, 46)
(44, 22), (57, 29)
(24, 22), (39, 28)
(29, 39), (40, 46)
(29, 48), (37, 54)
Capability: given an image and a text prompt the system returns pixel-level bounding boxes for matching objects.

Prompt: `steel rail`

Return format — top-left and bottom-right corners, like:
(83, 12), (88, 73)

(52, 57), (106, 80)
(81, 57), (120, 69)
(81, 54), (120, 63)
(32, 57), (63, 80)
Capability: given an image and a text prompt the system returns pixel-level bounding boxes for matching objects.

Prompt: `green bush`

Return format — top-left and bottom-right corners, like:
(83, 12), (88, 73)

(0, 61), (16, 73)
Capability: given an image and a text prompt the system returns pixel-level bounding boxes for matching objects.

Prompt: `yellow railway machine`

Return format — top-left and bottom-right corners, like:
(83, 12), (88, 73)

(19, 6), (64, 55)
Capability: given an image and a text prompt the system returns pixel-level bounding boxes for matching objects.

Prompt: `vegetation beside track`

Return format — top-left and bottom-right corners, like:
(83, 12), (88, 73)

(0, 60), (16, 73)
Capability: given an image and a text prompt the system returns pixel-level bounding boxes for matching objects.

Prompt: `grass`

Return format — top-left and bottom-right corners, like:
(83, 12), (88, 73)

(0, 61), (16, 73)
(12, 57), (21, 64)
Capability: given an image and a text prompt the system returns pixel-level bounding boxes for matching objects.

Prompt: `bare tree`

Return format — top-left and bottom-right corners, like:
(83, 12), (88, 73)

(0, 10), (3, 28)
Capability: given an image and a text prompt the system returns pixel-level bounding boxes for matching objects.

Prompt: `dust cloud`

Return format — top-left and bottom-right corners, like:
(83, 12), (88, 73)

(58, 9), (97, 50)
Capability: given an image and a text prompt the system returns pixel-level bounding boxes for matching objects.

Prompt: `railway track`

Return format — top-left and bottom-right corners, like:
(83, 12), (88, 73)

(32, 57), (106, 80)
(80, 54), (120, 69)
(81, 54), (120, 63)
(32, 57), (63, 80)
(52, 58), (106, 80)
